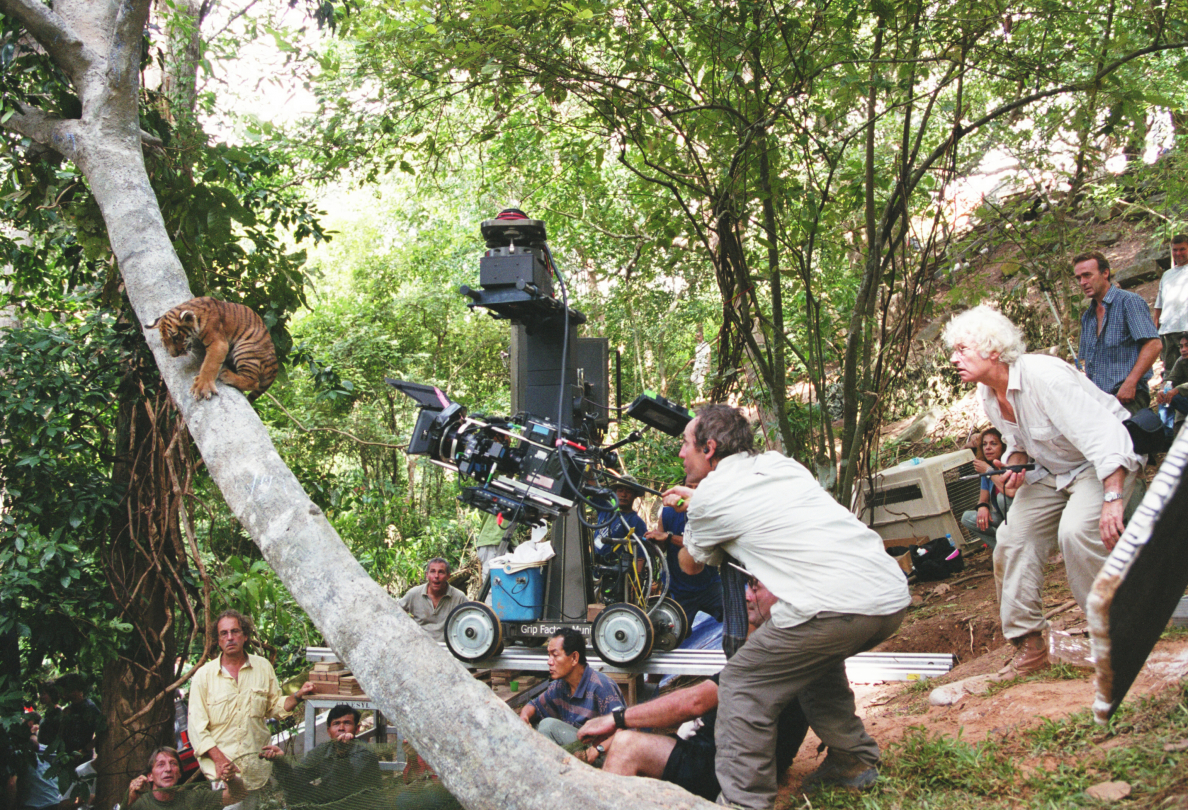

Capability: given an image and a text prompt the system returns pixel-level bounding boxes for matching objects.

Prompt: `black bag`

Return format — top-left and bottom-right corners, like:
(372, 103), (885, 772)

(1124, 407), (1172, 456)
(911, 537), (965, 582)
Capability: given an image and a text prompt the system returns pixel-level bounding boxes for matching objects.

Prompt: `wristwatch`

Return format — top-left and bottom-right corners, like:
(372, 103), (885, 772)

(1103, 491), (1124, 503)
(612, 707), (627, 729)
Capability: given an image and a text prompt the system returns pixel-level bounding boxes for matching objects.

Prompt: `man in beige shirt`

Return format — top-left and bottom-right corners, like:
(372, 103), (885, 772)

(189, 610), (315, 810)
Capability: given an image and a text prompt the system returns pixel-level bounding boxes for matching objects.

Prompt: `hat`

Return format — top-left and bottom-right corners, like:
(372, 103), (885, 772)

(612, 474), (646, 496)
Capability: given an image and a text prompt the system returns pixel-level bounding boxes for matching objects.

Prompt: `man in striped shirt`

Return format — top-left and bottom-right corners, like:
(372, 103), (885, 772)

(519, 628), (624, 749)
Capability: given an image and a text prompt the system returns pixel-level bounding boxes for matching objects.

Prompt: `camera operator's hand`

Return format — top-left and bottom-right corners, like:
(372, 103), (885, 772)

(644, 528), (669, 543)
(662, 486), (695, 512)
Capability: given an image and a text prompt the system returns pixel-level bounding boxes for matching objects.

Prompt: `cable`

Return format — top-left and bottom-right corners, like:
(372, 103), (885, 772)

(544, 244), (570, 432)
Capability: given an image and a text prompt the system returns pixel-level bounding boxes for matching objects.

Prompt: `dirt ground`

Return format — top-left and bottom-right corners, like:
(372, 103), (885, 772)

(774, 549), (1188, 802)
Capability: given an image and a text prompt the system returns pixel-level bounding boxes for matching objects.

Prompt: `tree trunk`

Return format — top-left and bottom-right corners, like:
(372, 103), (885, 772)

(0, 3), (714, 807)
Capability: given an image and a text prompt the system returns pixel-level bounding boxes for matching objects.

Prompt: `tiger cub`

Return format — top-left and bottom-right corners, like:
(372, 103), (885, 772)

(146, 297), (278, 401)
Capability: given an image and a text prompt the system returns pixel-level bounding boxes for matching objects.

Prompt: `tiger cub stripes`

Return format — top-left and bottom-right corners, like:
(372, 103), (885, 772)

(146, 297), (278, 401)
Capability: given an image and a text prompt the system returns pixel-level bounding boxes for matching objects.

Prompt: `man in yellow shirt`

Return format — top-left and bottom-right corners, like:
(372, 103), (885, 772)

(188, 610), (315, 810)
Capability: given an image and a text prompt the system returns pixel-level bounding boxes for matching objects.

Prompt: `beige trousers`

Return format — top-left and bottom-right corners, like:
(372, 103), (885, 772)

(993, 467), (1137, 640)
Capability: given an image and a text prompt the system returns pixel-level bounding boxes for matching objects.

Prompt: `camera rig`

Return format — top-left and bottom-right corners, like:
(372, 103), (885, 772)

(390, 211), (695, 667)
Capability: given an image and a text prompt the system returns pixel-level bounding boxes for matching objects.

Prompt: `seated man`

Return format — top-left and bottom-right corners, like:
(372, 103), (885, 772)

(1156, 333), (1188, 428)
(127, 748), (245, 810)
(396, 558), (467, 643)
(575, 578), (807, 800)
(260, 705), (381, 809)
(7, 713), (89, 810)
(519, 628), (624, 748)
(593, 478), (649, 560)
(646, 481), (723, 623)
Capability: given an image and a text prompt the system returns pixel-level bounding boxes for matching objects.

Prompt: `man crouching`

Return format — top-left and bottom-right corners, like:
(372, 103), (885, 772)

(664, 405), (911, 809)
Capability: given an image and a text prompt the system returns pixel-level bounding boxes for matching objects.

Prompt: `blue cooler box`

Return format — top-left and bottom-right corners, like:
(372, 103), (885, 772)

(490, 563), (546, 621)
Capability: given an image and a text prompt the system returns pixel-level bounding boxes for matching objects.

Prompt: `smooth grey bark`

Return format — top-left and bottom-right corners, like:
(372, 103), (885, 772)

(0, 2), (712, 807)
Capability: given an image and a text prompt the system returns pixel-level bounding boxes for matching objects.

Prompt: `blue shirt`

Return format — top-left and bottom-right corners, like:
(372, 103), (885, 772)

(1079, 285), (1159, 396)
(18, 749), (61, 810)
(659, 507), (721, 598)
(528, 664), (624, 727)
(593, 504), (648, 558)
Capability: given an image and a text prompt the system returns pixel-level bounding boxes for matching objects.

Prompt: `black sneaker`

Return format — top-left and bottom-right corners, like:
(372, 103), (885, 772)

(801, 749), (879, 793)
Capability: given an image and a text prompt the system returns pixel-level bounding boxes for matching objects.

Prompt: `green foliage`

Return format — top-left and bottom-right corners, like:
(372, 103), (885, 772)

(0, 306), (129, 687)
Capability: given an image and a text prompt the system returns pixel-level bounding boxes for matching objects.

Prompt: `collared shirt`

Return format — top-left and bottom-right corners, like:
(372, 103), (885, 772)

(528, 664), (624, 728)
(682, 452), (911, 629)
(978, 354), (1142, 490)
(396, 582), (468, 642)
(1156, 263), (1188, 334)
(188, 653), (291, 788)
(1079, 284), (1159, 396)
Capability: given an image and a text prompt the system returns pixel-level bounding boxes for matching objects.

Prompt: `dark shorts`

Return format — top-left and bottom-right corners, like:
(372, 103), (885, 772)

(661, 735), (719, 801)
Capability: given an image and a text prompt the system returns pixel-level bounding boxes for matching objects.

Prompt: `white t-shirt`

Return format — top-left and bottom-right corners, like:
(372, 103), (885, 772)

(1156, 263), (1188, 334)
(683, 452), (911, 628)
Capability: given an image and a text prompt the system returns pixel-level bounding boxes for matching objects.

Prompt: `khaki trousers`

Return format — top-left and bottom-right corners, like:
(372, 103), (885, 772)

(993, 467), (1137, 640)
(715, 609), (906, 810)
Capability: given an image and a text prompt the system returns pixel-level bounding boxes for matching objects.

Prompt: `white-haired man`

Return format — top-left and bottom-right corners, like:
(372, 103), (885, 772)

(944, 305), (1143, 678)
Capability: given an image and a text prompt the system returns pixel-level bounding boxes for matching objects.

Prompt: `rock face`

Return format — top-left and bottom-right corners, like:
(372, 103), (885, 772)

(1114, 244), (1170, 289)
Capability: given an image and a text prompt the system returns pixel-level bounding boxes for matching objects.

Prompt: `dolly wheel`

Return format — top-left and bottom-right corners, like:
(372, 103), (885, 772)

(444, 601), (504, 663)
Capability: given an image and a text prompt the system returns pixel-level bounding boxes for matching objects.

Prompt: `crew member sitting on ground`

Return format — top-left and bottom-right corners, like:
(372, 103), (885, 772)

(645, 481), (723, 623)
(128, 748), (246, 810)
(396, 558), (467, 643)
(260, 705), (381, 809)
(959, 428), (1015, 551)
(575, 577), (807, 799)
(519, 628), (624, 749)
(945, 304), (1143, 679)
(1155, 334), (1188, 429)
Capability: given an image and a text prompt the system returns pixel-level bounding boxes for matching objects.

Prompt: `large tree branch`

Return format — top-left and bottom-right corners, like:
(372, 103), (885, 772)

(0, 103), (81, 159)
(0, 0), (99, 83)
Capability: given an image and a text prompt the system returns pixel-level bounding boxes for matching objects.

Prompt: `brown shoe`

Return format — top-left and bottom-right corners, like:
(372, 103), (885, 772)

(992, 631), (1049, 680)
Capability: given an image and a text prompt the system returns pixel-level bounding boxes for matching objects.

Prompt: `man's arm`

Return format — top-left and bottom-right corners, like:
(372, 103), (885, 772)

(217, 764), (247, 806)
(282, 682), (316, 714)
(677, 547), (704, 576)
(1154, 307), (1161, 329)
(577, 679), (718, 743)
(187, 671), (234, 774)
(1116, 337), (1162, 404)
(1100, 466), (1128, 550)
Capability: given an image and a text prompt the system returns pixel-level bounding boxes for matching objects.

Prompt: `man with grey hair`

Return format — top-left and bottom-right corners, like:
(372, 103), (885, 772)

(663, 405), (910, 808)
(397, 557), (467, 642)
(945, 305), (1143, 678)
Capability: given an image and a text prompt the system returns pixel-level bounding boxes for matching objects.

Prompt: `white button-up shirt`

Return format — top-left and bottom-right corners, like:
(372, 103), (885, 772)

(683, 452), (911, 629)
(978, 354), (1142, 490)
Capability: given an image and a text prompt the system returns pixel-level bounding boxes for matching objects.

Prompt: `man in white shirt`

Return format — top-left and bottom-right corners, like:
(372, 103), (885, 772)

(1155, 234), (1188, 374)
(663, 405), (910, 809)
(945, 306), (1143, 680)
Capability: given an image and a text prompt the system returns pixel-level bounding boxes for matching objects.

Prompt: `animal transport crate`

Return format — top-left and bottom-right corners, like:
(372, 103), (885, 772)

(851, 449), (983, 551)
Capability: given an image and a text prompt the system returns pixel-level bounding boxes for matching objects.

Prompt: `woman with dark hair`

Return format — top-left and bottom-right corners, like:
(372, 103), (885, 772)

(960, 428), (1013, 550)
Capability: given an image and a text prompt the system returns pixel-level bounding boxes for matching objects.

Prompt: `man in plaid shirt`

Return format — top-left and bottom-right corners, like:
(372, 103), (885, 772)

(1076, 250), (1161, 414)
(519, 628), (624, 750)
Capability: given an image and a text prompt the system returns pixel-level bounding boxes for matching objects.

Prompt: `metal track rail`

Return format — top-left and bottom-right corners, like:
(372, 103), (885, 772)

(307, 646), (953, 682)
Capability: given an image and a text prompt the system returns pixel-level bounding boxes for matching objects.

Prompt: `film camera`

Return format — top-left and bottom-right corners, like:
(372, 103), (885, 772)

(389, 211), (695, 666)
